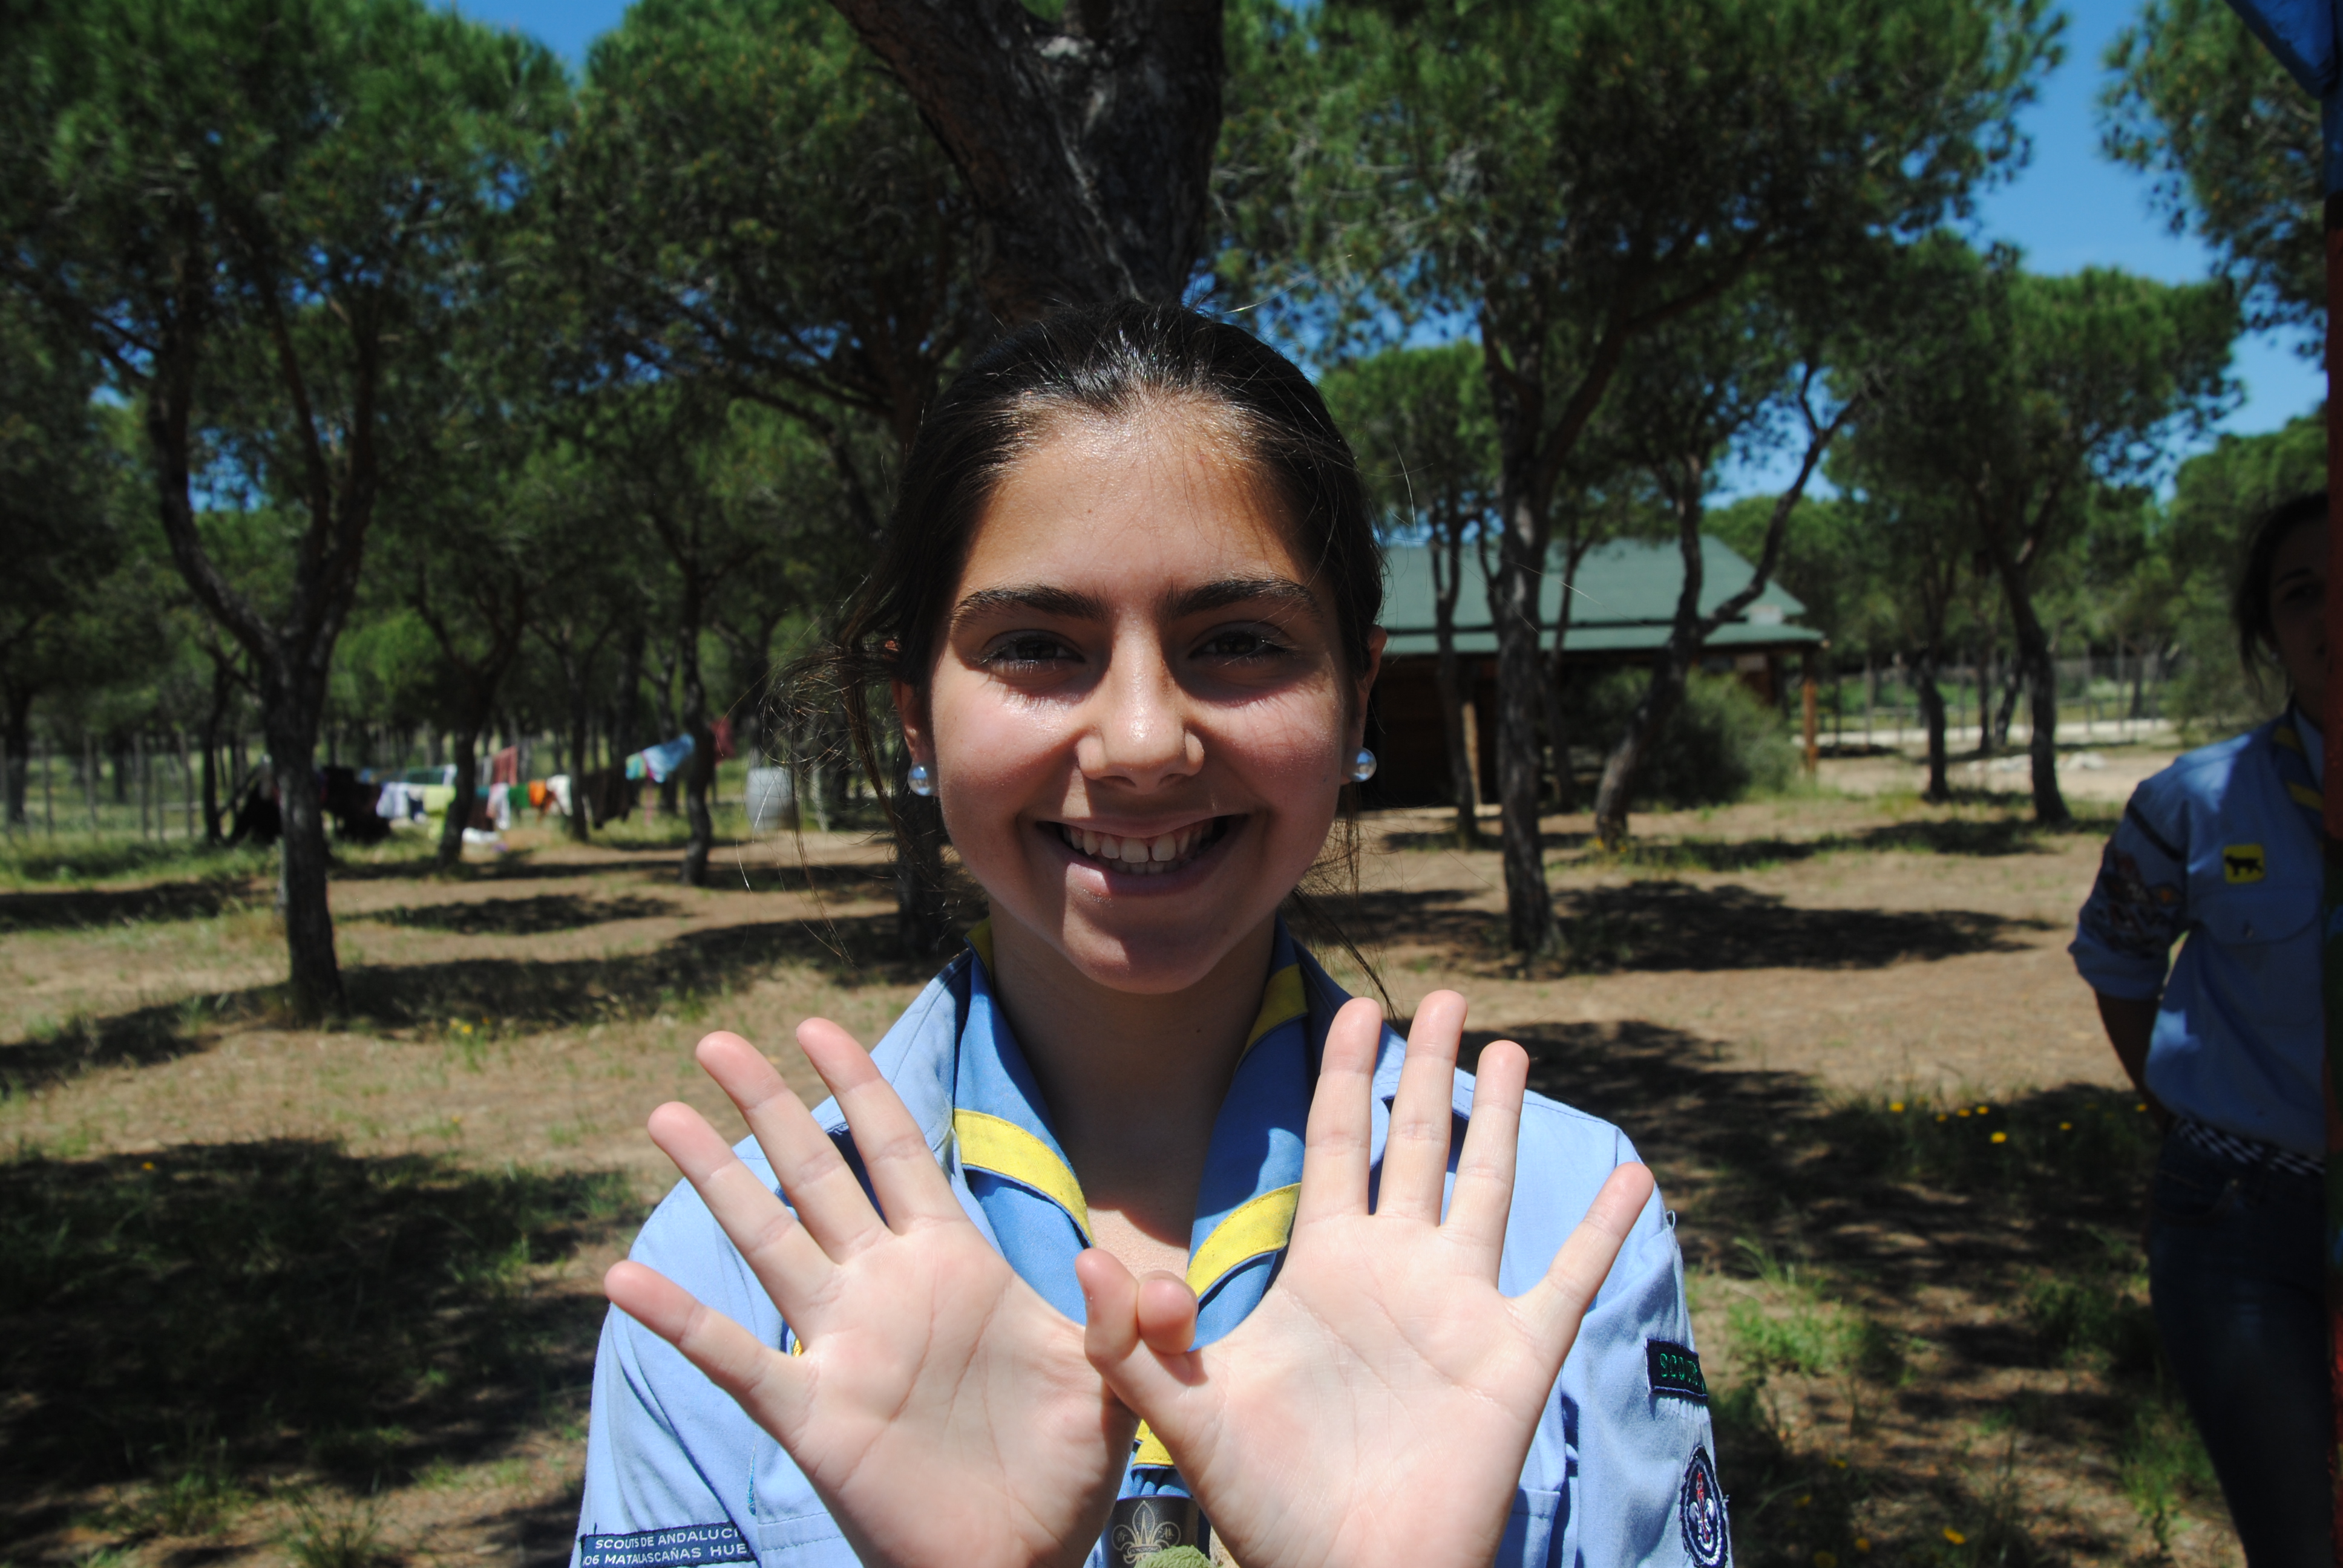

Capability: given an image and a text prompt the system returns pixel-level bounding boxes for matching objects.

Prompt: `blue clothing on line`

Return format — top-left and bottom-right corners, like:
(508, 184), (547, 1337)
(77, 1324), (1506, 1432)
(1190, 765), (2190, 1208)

(575, 924), (1725, 1568)
(2068, 710), (2325, 1159)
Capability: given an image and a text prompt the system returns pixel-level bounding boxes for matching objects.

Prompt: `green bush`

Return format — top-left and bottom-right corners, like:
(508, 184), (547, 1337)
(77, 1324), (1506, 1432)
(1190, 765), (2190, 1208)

(1568, 668), (1799, 807)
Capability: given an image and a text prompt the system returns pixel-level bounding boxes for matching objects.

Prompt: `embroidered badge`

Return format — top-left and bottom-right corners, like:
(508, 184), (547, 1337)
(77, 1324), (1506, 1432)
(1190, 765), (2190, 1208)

(1647, 1339), (1709, 1404)
(2223, 844), (2266, 884)
(1679, 1446), (1729, 1568)
(1104, 1497), (1206, 1568)
(576, 1524), (754, 1568)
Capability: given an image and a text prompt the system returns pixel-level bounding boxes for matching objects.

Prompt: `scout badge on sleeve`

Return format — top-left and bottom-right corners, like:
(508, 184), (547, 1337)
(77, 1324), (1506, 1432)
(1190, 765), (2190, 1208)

(1679, 1446), (1729, 1568)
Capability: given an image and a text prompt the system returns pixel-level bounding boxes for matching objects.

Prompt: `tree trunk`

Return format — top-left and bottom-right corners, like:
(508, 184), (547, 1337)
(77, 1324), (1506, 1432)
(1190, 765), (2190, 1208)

(568, 678), (594, 843)
(1593, 484), (1706, 849)
(1982, 547), (2069, 825)
(1915, 647), (1951, 802)
(1430, 526), (1478, 849)
(828, 0), (1222, 324)
(437, 722), (480, 870)
(261, 690), (341, 1016)
(678, 615), (715, 887)
(201, 657), (232, 843)
(2, 690), (30, 828)
(1492, 502), (1553, 953)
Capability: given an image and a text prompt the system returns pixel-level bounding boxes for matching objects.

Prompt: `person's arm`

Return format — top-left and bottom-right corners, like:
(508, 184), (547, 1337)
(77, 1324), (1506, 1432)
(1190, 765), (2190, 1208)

(2092, 990), (2171, 1131)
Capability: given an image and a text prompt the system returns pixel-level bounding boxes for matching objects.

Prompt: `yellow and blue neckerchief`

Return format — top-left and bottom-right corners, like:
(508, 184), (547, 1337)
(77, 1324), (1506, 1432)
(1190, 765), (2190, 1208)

(953, 918), (1315, 1485)
(2272, 705), (2325, 833)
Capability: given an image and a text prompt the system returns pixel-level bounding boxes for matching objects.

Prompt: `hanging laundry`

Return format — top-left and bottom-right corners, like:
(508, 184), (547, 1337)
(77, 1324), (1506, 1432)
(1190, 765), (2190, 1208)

(636, 733), (695, 784)
(488, 746), (521, 786)
(419, 783), (458, 818)
(711, 716), (737, 762)
(547, 774), (574, 818)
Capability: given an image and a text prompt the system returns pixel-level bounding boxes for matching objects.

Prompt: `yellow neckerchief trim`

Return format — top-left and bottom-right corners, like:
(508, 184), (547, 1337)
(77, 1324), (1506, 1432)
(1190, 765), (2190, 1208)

(952, 934), (1310, 1472)
(1244, 962), (1308, 1053)
(2274, 720), (2325, 811)
(952, 1109), (1093, 1242)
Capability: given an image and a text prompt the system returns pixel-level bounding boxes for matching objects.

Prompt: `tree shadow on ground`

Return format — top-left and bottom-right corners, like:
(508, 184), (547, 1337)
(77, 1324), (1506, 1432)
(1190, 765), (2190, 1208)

(0, 909), (927, 1096)
(1448, 1019), (2175, 1567)
(1351, 883), (2042, 973)
(359, 893), (679, 936)
(0, 1140), (631, 1555)
(0, 877), (263, 933)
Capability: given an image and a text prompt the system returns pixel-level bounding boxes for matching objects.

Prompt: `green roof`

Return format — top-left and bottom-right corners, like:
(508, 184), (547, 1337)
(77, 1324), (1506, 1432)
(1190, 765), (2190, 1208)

(1380, 535), (1820, 658)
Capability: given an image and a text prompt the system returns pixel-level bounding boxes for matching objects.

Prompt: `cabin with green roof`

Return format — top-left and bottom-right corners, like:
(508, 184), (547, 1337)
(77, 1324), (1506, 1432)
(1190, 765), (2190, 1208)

(1372, 535), (1822, 805)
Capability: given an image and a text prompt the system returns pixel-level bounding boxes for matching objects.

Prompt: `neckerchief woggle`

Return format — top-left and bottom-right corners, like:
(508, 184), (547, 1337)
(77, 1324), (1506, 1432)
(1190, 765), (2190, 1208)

(954, 916), (1316, 1552)
(2273, 704), (2325, 836)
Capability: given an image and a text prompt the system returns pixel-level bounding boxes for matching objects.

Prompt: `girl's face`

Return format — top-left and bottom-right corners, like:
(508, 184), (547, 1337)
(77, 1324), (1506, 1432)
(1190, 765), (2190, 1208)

(897, 403), (1381, 995)
(2270, 518), (2328, 720)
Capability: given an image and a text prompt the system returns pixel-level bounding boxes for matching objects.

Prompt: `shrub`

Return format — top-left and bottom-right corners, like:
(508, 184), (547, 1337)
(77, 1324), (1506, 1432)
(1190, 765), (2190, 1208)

(1568, 668), (1800, 807)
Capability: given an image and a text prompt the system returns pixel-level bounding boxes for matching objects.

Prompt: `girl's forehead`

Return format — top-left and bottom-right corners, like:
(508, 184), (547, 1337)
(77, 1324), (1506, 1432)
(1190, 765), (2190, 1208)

(2273, 519), (2328, 576)
(957, 411), (1311, 590)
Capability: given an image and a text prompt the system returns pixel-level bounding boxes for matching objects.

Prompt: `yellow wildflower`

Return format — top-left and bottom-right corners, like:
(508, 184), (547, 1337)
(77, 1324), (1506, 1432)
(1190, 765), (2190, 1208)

(1944, 1528), (1967, 1546)
(1990, 1131), (2007, 1145)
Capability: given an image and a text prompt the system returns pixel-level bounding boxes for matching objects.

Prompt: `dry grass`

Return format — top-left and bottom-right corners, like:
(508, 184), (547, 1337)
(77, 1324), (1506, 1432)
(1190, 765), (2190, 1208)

(0, 748), (2244, 1568)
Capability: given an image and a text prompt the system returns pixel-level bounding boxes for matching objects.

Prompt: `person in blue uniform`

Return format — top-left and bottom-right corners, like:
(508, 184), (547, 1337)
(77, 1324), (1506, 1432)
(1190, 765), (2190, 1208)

(2071, 490), (2332, 1568)
(577, 304), (1728, 1568)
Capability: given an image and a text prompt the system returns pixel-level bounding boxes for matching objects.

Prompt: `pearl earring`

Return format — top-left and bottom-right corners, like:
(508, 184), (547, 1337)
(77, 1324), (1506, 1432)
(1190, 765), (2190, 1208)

(907, 763), (935, 797)
(1349, 748), (1377, 783)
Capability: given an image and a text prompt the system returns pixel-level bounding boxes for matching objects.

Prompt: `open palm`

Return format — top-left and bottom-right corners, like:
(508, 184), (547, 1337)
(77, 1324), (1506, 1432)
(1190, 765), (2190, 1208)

(1077, 993), (1653, 1568)
(605, 1025), (1136, 1568)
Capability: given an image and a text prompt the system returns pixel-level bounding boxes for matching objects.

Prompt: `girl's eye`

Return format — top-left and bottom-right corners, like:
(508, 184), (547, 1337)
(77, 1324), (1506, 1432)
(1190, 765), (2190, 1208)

(982, 635), (1080, 671)
(1194, 627), (1294, 662)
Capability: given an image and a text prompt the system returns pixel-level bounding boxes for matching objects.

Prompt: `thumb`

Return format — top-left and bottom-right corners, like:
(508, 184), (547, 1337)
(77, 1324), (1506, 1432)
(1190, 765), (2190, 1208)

(1075, 1249), (1213, 1436)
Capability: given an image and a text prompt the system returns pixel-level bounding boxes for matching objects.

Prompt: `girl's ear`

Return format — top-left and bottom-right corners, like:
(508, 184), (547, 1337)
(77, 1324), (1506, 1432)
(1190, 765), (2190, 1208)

(1351, 628), (1388, 750)
(893, 678), (933, 768)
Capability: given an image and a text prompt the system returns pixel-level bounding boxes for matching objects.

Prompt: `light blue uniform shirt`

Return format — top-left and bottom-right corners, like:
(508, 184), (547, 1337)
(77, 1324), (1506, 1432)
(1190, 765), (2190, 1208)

(575, 929), (1726, 1568)
(2069, 710), (2324, 1158)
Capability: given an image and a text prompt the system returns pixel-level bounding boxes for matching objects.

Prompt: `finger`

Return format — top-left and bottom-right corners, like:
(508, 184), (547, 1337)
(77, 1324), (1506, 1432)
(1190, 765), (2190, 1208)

(798, 1018), (969, 1233)
(1075, 1247), (1144, 1371)
(1377, 990), (1469, 1222)
(606, 1259), (810, 1445)
(1134, 1270), (1199, 1356)
(646, 1099), (841, 1317)
(1075, 1250), (1219, 1468)
(1294, 998), (1383, 1227)
(1519, 1162), (1658, 1350)
(696, 1031), (888, 1263)
(1444, 1037), (1527, 1273)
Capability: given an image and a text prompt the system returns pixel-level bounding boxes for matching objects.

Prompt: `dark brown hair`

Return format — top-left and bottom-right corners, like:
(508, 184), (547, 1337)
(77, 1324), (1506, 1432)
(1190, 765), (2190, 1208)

(2234, 489), (2325, 688)
(788, 302), (1389, 988)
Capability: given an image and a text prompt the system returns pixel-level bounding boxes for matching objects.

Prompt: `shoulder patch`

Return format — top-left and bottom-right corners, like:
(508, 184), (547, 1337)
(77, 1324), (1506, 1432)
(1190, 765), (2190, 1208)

(1679, 1446), (1729, 1568)
(577, 1524), (753, 1568)
(2223, 844), (2266, 884)
(1648, 1338), (1709, 1403)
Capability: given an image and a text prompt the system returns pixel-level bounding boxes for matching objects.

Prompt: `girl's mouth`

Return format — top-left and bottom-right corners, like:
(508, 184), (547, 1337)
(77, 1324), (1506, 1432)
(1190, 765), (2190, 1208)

(1051, 815), (1233, 877)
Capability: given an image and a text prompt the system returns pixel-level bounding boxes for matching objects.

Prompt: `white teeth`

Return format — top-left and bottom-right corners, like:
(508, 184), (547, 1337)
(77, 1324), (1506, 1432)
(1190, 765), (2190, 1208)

(1060, 820), (1217, 869)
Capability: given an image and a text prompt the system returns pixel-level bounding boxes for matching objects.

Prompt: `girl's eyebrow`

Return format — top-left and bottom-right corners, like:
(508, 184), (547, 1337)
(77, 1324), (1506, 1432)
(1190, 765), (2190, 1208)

(951, 576), (1318, 627)
(1168, 576), (1319, 618)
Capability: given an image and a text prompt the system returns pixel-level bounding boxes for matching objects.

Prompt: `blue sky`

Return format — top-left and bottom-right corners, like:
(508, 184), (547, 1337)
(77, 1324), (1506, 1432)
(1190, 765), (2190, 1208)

(457, 0), (2322, 464)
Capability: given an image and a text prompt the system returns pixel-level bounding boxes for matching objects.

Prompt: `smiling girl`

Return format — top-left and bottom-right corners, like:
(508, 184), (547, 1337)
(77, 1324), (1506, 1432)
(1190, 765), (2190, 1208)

(574, 306), (1724, 1568)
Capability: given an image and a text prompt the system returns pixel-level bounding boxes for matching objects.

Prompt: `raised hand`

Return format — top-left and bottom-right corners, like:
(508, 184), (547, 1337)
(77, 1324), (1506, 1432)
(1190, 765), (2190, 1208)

(605, 1025), (1137, 1568)
(1075, 993), (1654, 1568)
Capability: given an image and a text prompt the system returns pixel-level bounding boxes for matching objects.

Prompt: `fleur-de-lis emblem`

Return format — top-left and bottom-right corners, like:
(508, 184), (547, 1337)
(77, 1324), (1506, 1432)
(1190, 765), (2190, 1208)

(1112, 1518), (1180, 1565)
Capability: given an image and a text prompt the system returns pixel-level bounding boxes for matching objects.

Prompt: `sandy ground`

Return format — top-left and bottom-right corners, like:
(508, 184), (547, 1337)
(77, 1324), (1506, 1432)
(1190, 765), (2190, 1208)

(3, 740), (2246, 1568)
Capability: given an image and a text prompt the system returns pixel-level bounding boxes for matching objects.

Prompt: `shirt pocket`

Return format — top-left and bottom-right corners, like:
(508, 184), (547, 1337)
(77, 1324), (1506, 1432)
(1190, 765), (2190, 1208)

(2190, 879), (2319, 1026)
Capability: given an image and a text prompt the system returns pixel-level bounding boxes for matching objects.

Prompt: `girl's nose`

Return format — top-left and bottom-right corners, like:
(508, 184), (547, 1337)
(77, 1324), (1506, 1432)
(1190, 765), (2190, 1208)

(1076, 645), (1202, 788)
